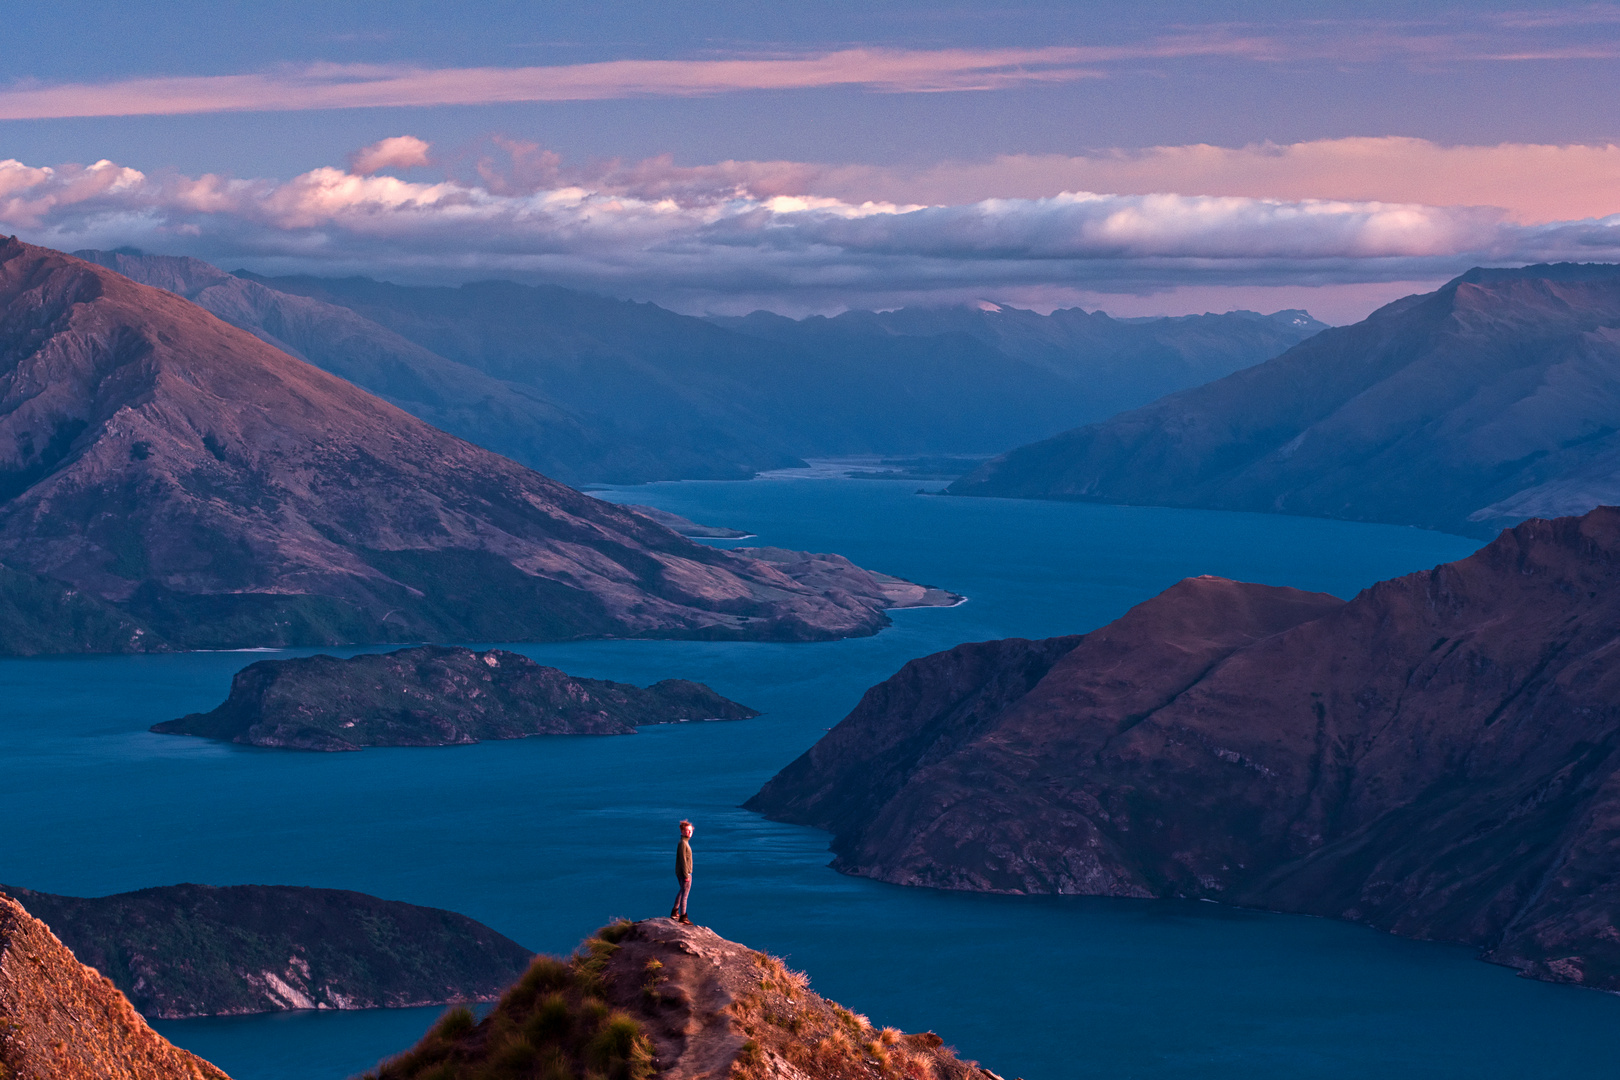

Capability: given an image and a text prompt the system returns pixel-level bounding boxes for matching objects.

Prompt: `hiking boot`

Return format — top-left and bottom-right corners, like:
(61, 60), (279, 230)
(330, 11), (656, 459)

(678, 915), (692, 925)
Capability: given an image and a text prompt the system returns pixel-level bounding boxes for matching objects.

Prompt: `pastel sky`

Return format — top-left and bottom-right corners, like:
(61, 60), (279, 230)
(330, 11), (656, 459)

(5, 0), (1620, 322)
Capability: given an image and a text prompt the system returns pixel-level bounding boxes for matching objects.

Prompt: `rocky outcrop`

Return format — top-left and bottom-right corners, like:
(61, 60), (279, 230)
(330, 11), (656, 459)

(4, 883), (533, 1020)
(370, 918), (993, 1080)
(0, 239), (943, 652)
(951, 264), (1620, 537)
(750, 506), (1620, 992)
(153, 646), (758, 750)
(0, 892), (230, 1079)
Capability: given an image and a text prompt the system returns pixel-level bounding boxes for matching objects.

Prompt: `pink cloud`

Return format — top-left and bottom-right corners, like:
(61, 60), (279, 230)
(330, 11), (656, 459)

(768, 139), (1620, 227)
(349, 136), (433, 175)
(0, 13), (1614, 120)
(0, 48), (1125, 119)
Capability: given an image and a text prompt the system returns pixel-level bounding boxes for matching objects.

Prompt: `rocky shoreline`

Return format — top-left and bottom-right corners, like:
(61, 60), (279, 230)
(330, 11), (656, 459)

(751, 506), (1620, 994)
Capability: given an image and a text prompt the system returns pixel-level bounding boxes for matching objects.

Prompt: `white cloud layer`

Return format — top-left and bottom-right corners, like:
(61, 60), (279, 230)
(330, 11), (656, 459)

(4, 147), (1620, 316)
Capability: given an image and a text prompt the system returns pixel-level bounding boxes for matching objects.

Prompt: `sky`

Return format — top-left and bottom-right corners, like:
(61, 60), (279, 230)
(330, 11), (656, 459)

(4, 1), (1620, 322)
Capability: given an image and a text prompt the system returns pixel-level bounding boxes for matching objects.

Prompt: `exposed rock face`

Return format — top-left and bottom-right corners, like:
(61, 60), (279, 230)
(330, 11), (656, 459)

(371, 918), (991, 1080)
(153, 646), (759, 751)
(750, 506), (1620, 992)
(0, 239), (940, 652)
(3, 884), (531, 1020)
(0, 892), (230, 1079)
(951, 264), (1620, 537)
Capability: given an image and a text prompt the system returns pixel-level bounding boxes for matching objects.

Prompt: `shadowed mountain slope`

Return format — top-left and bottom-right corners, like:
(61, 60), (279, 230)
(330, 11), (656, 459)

(244, 272), (1088, 464)
(75, 251), (754, 484)
(0, 893), (230, 1079)
(0, 239), (936, 651)
(4, 884), (533, 1020)
(716, 303), (1325, 423)
(951, 265), (1620, 537)
(750, 506), (1620, 992)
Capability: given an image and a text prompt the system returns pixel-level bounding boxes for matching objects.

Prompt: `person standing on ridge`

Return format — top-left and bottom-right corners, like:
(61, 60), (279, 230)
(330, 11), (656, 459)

(671, 819), (694, 924)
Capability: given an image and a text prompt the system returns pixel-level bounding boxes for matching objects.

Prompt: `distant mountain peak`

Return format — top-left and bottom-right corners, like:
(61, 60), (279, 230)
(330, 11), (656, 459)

(951, 262), (1620, 535)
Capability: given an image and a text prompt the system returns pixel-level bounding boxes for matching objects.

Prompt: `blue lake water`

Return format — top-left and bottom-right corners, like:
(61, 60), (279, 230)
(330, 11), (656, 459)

(3, 479), (1615, 1079)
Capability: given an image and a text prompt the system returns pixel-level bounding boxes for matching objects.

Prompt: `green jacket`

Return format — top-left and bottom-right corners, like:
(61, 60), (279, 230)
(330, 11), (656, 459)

(676, 837), (693, 880)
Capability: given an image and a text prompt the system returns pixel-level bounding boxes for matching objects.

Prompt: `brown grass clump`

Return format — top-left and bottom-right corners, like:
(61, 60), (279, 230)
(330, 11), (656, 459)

(723, 951), (981, 1080)
(365, 924), (655, 1080)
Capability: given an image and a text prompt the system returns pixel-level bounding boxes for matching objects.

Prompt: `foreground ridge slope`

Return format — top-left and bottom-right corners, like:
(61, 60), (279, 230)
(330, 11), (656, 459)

(372, 918), (997, 1080)
(0, 892), (230, 1080)
(751, 505), (1620, 991)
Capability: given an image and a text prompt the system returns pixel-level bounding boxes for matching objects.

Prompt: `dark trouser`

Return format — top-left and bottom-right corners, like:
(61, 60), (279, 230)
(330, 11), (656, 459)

(672, 876), (691, 917)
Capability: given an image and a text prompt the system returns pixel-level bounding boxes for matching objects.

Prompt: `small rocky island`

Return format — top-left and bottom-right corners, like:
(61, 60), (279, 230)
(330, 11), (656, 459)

(3, 883), (532, 1019)
(154, 645), (758, 751)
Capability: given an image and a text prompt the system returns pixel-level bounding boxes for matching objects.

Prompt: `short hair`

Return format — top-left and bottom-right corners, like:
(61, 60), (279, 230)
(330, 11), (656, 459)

(679, 819), (692, 829)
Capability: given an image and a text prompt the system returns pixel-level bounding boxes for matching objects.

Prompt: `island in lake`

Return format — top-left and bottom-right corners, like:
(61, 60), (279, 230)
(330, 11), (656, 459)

(154, 645), (760, 751)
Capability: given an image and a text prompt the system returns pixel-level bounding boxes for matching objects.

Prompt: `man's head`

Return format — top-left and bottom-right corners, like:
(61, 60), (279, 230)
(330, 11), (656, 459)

(680, 819), (694, 838)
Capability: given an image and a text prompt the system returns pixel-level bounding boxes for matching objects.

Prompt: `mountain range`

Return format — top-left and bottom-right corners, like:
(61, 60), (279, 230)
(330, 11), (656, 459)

(79, 249), (1323, 485)
(951, 264), (1620, 537)
(0, 239), (943, 652)
(749, 504), (1620, 993)
(711, 302), (1325, 422)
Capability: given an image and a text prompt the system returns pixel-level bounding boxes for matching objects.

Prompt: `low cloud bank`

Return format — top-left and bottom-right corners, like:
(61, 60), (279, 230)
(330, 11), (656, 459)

(4, 147), (1619, 315)
(810, 139), (1620, 226)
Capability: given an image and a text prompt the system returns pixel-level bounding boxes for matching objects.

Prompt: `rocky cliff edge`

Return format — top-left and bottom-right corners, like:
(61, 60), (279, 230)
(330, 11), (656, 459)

(0, 892), (229, 1080)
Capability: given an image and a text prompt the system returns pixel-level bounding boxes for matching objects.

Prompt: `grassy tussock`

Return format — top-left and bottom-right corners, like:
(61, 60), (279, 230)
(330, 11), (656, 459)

(726, 952), (970, 1080)
(365, 924), (654, 1080)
